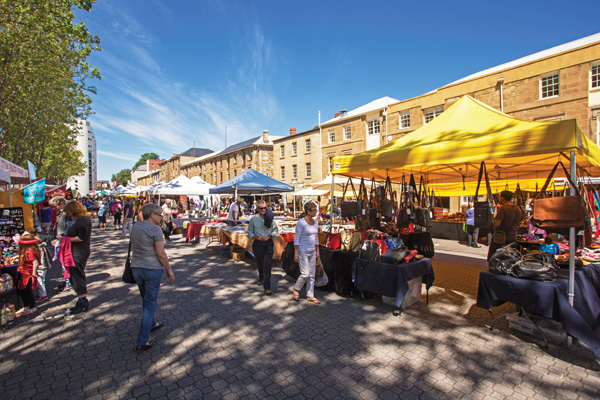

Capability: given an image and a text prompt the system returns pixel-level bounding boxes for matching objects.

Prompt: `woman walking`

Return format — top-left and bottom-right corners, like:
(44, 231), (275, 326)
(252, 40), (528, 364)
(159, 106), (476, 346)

(292, 202), (321, 303)
(63, 201), (93, 314)
(131, 203), (175, 351)
(161, 200), (174, 240)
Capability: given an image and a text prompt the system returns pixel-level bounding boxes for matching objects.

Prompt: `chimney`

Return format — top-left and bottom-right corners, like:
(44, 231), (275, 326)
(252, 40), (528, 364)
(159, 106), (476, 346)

(290, 127), (296, 136)
(262, 129), (269, 143)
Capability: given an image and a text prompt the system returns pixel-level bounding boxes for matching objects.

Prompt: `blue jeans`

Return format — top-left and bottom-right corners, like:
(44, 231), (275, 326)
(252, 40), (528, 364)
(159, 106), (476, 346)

(132, 268), (163, 346)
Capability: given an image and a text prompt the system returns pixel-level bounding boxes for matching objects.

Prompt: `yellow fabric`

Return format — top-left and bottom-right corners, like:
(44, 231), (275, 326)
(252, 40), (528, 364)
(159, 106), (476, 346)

(427, 178), (569, 197)
(332, 95), (600, 183)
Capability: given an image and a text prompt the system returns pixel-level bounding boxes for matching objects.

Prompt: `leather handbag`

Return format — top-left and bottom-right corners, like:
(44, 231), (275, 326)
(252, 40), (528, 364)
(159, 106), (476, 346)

(408, 231), (435, 258)
(380, 249), (409, 264)
(489, 244), (522, 275)
(473, 161), (496, 227)
(359, 239), (380, 261)
(397, 175), (414, 228)
(318, 231), (328, 247)
(340, 178), (361, 217)
(531, 161), (587, 230)
(122, 239), (136, 284)
(413, 175), (432, 228)
(510, 251), (557, 282)
(326, 232), (341, 249)
(380, 176), (395, 222)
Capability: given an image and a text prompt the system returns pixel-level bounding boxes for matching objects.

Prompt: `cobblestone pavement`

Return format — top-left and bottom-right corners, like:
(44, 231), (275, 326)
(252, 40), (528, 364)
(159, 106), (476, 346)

(1, 223), (599, 399)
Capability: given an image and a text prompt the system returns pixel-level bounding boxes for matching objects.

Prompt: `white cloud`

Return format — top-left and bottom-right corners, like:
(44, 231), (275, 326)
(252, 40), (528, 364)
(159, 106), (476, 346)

(97, 150), (138, 161)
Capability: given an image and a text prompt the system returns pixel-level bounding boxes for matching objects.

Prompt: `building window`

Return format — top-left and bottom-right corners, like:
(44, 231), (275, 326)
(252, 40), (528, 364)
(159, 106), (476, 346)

(541, 73), (559, 98)
(343, 125), (351, 140)
(591, 62), (600, 89)
(292, 164), (297, 180)
(328, 156), (333, 173)
(328, 129), (335, 143)
(305, 139), (311, 153)
(367, 119), (380, 135)
(305, 163), (311, 178)
(424, 106), (444, 123)
(280, 166), (285, 180)
(400, 111), (411, 128)
(280, 145), (285, 158)
(227, 171), (230, 180)
(292, 142), (297, 155)
(220, 172), (223, 182)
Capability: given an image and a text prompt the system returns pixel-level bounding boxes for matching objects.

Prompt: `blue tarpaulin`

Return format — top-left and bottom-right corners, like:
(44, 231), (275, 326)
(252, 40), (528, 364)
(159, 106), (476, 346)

(209, 168), (294, 194)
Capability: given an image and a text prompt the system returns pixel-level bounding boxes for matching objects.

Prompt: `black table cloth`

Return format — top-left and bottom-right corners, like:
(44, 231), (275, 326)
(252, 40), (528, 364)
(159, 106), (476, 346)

(352, 258), (435, 308)
(477, 266), (600, 359)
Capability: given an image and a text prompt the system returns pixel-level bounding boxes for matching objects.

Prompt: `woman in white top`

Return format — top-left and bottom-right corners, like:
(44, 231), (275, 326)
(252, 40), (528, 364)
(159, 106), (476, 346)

(293, 202), (321, 303)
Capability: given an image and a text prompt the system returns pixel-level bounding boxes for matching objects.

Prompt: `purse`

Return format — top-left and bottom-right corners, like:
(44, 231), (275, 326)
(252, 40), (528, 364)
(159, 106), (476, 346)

(489, 244), (522, 275)
(510, 251), (557, 282)
(326, 232), (341, 249)
(413, 175), (432, 228)
(397, 175), (414, 228)
(531, 161), (587, 230)
(359, 239), (380, 261)
(341, 178), (361, 217)
(318, 231), (328, 247)
(122, 239), (136, 284)
(473, 161), (496, 227)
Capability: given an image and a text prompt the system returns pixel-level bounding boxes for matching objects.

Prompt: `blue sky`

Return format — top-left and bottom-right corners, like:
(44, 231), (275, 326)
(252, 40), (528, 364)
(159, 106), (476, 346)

(80, 0), (599, 181)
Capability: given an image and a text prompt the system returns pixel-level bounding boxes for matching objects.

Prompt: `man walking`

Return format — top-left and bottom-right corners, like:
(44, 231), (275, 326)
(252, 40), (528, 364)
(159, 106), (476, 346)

(247, 200), (279, 295)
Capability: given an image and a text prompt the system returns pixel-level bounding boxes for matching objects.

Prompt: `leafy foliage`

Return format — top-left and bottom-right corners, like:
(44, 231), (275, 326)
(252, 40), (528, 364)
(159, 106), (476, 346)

(0, 0), (101, 182)
(133, 152), (160, 170)
(111, 169), (132, 187)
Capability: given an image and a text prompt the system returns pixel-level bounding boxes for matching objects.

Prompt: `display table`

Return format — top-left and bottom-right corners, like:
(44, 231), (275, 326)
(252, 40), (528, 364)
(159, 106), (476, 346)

(186, 222), (206, 242)
(477, 266), (600, 359)
(214, 227), (287, 261)
(352, 258), (435, 312)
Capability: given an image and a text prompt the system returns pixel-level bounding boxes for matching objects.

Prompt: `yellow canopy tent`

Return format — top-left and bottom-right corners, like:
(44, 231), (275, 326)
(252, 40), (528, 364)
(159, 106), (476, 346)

(428, 178), (570, 197)
(332, 95), (600, 184)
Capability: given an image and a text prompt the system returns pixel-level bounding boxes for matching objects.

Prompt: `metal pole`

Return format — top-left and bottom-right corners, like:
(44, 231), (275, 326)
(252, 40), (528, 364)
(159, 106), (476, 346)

(330, 174), (335, 223)
(568, 150), (576, 346)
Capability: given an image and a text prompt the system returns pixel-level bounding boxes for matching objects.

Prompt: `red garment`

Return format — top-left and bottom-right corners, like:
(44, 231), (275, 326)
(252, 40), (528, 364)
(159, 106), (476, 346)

(59, 236), (76, 268)
(17, 248), (38, 290)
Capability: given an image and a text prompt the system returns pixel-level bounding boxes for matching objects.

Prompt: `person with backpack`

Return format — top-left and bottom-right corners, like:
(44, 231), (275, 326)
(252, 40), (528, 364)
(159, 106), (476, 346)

(97, 201), (107, 230)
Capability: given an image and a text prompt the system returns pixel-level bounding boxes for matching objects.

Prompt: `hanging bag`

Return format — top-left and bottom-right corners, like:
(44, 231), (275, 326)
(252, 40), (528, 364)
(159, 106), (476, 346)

(531, 161), (587, 230)
(414, 175), (432, 228)
(397, 175), (414, 228)
(380, 176), (395, 222)
(341, 178), (361, 218)
(473, 161), (496, 227)
(355, 178), (371, 228)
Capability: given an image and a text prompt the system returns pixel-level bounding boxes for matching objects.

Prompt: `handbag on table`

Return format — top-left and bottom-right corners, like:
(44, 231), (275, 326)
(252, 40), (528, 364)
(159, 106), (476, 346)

(340, 178), (362, 218)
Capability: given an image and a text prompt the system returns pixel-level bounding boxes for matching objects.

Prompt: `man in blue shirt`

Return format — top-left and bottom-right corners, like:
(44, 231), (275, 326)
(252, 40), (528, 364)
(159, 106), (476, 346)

(247, 200), (279, 295)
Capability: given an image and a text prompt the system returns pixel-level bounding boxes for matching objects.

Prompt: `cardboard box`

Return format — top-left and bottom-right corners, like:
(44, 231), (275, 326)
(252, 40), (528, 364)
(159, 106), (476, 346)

(232, 249), (245, 261)
(506, 313), (567, 344)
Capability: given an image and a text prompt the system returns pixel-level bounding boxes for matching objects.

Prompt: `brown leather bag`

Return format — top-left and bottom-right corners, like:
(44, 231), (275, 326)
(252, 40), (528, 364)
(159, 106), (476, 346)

(531, 162), (587, 229)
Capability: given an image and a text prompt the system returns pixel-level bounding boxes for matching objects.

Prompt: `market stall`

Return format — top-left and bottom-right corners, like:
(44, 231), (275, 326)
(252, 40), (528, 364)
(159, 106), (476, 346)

(331, 94), (600, 357)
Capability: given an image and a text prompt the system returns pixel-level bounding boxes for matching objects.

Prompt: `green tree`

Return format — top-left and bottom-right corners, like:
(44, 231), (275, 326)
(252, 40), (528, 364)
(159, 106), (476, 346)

(111, 169), (132, 187)
(133, 152), (160, 170)
(0, 0), (101, 177)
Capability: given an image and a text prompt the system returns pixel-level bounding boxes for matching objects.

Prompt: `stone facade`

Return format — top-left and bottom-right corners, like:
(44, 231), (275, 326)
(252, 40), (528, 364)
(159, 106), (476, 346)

(272, 127), (321, 189)
(179, 131), (281, 185)
(387, 36), (600, 144)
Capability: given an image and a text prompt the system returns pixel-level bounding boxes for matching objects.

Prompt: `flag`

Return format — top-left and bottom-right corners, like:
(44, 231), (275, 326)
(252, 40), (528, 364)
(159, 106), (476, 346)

(24, 179), (46, 204)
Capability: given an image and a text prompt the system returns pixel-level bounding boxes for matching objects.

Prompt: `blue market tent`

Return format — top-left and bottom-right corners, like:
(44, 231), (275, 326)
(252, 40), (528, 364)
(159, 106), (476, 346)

(209, 168), (294, 194)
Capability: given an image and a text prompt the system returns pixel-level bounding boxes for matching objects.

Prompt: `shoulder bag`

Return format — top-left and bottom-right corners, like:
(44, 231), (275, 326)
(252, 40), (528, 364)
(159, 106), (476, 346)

(341, 178), (361, 218)
(531, 161), (587, 230)
(414, 175), (432, 228)
(473, 161), (496, 227)
(122, 238), (136, 284)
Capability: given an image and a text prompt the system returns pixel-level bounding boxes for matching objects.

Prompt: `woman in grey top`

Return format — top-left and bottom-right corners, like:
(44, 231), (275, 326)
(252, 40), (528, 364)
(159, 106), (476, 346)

(131, 203), (175, 351)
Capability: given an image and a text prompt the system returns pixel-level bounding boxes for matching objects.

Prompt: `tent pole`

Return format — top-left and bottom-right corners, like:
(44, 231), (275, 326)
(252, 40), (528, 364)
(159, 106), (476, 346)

(330, 174), (335, 223)
(8, 180), (12, 207)
(568, 150), (576, 346)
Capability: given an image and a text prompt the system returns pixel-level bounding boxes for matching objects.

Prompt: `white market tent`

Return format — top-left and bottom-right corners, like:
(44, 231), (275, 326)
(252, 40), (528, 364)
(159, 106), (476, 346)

(152, 175), (215, 196)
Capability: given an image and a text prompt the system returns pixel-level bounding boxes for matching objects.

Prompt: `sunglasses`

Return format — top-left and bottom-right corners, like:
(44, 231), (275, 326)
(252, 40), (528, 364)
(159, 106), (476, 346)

(257, 207), (267, 210)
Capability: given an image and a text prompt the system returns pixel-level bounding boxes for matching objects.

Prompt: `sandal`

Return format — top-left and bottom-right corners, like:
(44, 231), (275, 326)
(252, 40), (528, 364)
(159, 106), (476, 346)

(292, 287), (300, 301)
(307, 297), (321, 304)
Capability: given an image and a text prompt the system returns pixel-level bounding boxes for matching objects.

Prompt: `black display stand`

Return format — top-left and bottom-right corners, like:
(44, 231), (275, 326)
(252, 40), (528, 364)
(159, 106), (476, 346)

(0, 207), (25, 321)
